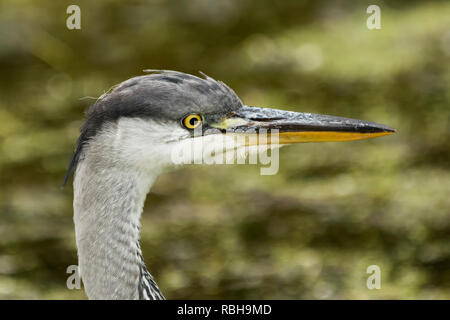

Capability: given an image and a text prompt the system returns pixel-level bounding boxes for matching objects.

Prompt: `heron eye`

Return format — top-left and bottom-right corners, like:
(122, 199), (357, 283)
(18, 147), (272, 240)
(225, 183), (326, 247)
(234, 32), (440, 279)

(182, 114), (202, 129)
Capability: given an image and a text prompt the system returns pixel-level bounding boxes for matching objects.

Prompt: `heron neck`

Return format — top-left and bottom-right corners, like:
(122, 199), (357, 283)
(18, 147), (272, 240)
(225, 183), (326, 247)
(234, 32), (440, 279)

(73, 157), (163, 299)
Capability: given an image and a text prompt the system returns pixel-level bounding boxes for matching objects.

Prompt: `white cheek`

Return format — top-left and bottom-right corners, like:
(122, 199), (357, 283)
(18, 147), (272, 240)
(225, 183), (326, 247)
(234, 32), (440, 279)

(169, 134), (280, 165)
(114, 118), (189, 171)
(170, 134), (236, 165)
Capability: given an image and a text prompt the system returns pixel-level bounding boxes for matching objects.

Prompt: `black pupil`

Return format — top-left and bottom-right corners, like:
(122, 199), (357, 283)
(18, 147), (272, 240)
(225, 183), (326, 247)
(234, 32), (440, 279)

(189, 117), (198, 126)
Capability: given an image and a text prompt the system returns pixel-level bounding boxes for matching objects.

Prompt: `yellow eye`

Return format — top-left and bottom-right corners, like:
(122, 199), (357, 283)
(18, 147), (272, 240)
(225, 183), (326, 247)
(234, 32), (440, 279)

(182, 114), (202, 129)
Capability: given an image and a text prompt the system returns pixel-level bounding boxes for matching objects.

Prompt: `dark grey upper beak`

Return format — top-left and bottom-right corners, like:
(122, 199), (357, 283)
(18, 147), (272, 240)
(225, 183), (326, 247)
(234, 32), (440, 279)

(232, 106), (395, 134)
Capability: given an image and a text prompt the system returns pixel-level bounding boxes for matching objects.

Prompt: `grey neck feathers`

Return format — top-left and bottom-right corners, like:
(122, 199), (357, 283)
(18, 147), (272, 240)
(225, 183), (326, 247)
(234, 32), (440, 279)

(73, 149), (164, 300)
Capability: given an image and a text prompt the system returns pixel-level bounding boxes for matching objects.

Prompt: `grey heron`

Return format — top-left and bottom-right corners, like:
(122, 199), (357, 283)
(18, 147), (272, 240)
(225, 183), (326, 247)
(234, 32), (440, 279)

(64, 70), (394, 300)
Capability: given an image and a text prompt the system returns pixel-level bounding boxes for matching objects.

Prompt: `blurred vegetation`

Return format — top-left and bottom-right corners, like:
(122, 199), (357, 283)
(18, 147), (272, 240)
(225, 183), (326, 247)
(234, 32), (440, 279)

(0, 0), (449, 299)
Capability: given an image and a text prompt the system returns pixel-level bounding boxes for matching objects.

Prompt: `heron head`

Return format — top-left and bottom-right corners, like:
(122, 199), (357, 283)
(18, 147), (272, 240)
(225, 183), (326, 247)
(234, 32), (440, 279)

(64, 70), (394, 184)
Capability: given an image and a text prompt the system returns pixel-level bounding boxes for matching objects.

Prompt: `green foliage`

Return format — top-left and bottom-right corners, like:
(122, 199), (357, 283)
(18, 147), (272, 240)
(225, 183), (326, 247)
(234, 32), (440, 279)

(0, 0), (449, 299)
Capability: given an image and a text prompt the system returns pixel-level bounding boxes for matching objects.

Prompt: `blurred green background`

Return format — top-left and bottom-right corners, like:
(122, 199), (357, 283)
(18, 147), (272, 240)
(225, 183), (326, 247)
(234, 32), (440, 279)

(0, 0), (449, 299)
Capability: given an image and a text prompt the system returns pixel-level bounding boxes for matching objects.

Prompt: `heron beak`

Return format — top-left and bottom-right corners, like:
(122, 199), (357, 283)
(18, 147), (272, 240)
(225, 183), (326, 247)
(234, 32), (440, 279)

(210, 106), (395, 144)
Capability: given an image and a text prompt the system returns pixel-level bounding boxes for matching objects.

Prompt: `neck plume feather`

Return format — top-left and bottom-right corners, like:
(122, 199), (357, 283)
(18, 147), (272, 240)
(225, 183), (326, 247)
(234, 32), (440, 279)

(73, 154), (164, 300)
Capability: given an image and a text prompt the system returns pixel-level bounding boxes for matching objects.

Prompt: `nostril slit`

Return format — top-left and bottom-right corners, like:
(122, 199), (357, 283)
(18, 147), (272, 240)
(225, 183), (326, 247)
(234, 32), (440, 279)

(248, 117), (285, 122)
